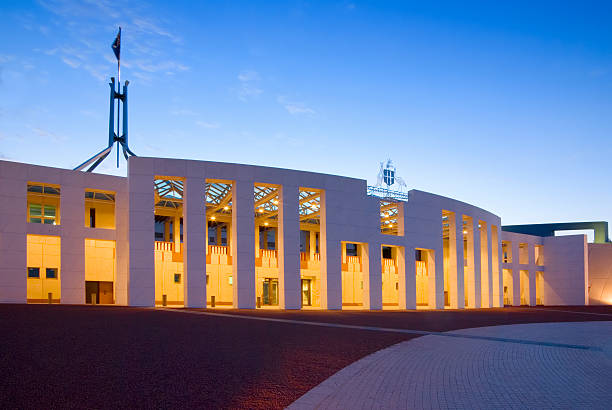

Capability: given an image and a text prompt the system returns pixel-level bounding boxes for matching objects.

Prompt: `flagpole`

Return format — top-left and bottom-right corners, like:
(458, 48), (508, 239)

(116, 27), (121, 167)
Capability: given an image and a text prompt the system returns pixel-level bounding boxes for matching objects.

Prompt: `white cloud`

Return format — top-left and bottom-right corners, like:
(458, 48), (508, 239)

(237, 70), (263, 101)
(61, 56), (81, 68)
(35, 0), (187, 82)
(171, 109), (198, 116)
(277, 96), (315, 115)
(195, 120), (220, 129)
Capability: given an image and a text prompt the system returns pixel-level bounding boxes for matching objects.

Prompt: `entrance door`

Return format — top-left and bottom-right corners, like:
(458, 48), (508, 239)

(99, 281), (114, 304)
(262, 279), (278, 306)
(301, 279), (311, 306)
(86, 281), (114, 304)
(85, 281), (99, 304)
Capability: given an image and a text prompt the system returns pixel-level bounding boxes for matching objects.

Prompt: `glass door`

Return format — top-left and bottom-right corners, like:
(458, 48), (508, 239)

(262, 279), (279, 306)
(301, 279), (311, 306)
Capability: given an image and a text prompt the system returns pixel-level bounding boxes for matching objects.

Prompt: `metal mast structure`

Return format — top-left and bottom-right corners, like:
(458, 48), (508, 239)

(74, 27), (136, 172)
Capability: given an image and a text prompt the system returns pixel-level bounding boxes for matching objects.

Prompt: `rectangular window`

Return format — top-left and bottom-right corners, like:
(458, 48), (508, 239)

(174, 273), (181, 284)
(89, 208), (96, 228)
(346, 243), (358, 256)
(228, 275), (233, 285)
(382, 246), (393, 259)
(28, 183), (60, 225)
(46, 268), (58, 279)
(415, 249), (423, 262)
(27, 267), (40, 278)
(29, 204), (42, 224)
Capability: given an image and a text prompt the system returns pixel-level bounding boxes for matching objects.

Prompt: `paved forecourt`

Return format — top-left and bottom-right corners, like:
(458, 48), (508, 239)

(290, 321), (612, 409)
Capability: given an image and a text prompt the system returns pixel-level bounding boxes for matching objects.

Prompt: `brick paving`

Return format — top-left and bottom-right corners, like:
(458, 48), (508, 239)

(0, 304), (610, 409)
(289, 321), (612, 409)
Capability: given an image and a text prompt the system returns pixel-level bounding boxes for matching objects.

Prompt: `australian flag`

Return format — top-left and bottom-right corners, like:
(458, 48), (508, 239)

(112, 27), (121, 61)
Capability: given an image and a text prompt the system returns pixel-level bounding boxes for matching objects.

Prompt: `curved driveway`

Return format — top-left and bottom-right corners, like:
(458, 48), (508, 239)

(290, 321), (612, 409)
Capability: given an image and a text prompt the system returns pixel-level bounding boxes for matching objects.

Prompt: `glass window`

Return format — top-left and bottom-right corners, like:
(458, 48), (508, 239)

(46, 268), (58, 279)
(382, 246), (393, 259)
(27, 267), (40, 278)
(346, 243), (358, 256)
(28, 204), (57, 224)
(174, 273), (181, 284)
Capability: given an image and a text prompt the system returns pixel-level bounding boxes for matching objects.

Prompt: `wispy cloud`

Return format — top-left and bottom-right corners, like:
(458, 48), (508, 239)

(29, 126), (68, 143)
(236, 70), (263, 101)
(61, 56), (81, 68)
(195, 120), (220, 129)
(277, 96), (315, 115)
(171, 109), (198, 116)
(34, 0), (187, 82)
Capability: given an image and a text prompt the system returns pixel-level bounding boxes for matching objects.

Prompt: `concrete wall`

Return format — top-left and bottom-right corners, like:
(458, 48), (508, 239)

(588, 243), (612, 305)
(543, 235), (588, 306)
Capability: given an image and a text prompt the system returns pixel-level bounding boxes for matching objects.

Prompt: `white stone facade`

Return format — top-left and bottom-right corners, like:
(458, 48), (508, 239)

(0, 157), (596, 308)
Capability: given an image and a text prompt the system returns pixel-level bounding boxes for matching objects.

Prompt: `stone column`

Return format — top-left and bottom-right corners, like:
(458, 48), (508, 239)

(127, 161), (155, 306)
(183, 176), (206, 308)
(320, 189), (341, 309)
(278, 184), (300, 309)
(487, 223), (495, 307)
(60, 184), (85, 304)
(528, 243), (537, 306)
(367, 242), (382, 310)
(404, 247), (416, 309)
(232, 179), (255, 308)
(472, 218), (481, 308)
(0, 164), (27, 303)
(480, 221), (490, 308)
(455, 214), (465, 309)
(115, 187), (129, 305)
(512, 241), (520, 306)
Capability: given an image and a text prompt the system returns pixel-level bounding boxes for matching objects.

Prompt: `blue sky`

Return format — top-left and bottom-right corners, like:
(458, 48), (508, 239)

(1, 0), (611, 237)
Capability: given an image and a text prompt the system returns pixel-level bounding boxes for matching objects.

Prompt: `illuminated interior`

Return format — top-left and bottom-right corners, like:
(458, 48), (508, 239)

(27, 235), (61, 303)
(154, 177), (184, 307)
(206, 180), (234, 307)
(342, 242), (364, 308)
(519, 243), (529, 264)
(254, 184), (280, 307)
(85, 239), (116, 304)
(27, 183), (60, 225)
(502, 241), (512, 263)
(415, 248), (431, 307)
(381, 245), (402, 308)
(462, 215), (473, 308)
(520, 270), (529, 305)
(536, 271), (544, 305)
(503, 268), (513, 305)
(85, 190), (115, 229)
(380, 199), (400, 235)
(299, 188), (322, 308)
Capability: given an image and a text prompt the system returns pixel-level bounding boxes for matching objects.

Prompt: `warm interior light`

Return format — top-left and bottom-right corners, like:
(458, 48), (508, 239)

(389, 224), (393, 227)
(210, 216), (216, 221)
(264, 222), (269, 226)
(273, 199), (279, 205)
(310, 203), (317, 209)
(463, 230), (468, 234)
(258, 208), (264, 213)
(223, 206), (229, 210)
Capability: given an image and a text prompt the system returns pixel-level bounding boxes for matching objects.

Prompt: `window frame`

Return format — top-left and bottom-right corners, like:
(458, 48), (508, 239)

(27, 267), (40, 279)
